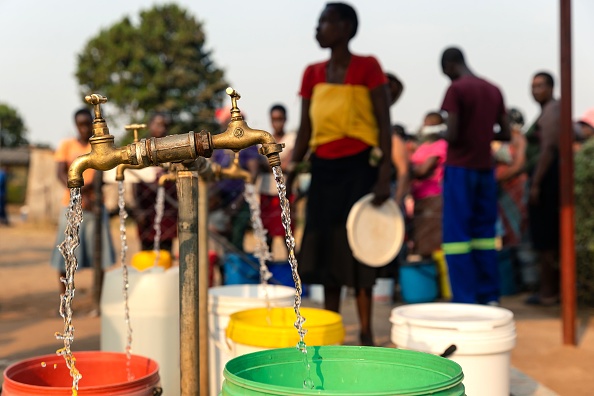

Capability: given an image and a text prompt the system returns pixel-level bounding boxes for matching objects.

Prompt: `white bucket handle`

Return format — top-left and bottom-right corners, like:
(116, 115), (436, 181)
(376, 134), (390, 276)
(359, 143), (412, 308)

(209, 328), (233, 354)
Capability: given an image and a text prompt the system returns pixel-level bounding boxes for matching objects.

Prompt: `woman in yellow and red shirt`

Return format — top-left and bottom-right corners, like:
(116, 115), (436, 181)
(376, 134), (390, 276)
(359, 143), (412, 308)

(287, 2), (393, 346)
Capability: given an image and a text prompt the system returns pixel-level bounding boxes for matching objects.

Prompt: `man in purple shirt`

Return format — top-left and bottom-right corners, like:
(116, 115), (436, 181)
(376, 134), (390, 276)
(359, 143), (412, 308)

(439, 47), (510, 304)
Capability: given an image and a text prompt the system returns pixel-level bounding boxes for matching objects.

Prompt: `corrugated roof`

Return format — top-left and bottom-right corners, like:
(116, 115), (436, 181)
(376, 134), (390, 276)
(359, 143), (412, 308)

(0, 147), (31, 166)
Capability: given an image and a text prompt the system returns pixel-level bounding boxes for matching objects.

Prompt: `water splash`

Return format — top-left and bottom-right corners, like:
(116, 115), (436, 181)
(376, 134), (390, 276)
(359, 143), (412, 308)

(117, 181), (134, 380)
(55, 187), (83, 395)
(153, 185), (165, 267)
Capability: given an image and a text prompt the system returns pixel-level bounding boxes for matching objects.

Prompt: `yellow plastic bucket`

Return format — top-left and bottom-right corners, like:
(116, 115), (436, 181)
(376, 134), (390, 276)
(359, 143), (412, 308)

(226, 307), (344, 353)
(131, 250), (172, 271)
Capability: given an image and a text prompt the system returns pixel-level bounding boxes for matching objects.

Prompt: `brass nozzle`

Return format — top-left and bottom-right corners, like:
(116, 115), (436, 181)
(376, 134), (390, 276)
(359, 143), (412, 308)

(158, 172), (176, 186)
(215, 152), (252, 183)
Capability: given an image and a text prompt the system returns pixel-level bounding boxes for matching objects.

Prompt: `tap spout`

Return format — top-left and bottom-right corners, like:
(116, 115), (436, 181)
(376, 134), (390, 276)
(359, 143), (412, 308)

(68, 138), (137, 188)
(115, 163), (145, 182)
(212, 152), (252, 183)
(115, 123), (149, 182)
(158, 172), (176, 186)
(211, 88), (284, 167)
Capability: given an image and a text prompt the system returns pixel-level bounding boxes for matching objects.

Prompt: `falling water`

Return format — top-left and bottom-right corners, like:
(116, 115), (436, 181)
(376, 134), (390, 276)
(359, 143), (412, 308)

(55, 187), (83, 395)
(153, 185), (165, 267)
(272, 166), (313, 389)
(117, 181), (134, 380)
(243, 184), (273, 286)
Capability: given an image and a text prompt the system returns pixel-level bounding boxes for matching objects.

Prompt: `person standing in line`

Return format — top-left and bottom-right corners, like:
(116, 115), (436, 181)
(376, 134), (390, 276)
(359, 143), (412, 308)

(257, 104), (296, 248)
(0, 165), (9, 225)
(524, 72), (561, 306)
(493, 108), (528, 292)
(51, 108), (115, 295)
(133, 113), (178, 254)
(439, 47), (510, 305)
(286, 2), (392, 346)
(409, 112), (448, 261)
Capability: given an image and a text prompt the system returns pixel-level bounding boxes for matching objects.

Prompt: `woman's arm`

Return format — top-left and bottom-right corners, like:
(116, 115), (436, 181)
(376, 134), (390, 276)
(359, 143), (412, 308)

(370, 84), (393, 205)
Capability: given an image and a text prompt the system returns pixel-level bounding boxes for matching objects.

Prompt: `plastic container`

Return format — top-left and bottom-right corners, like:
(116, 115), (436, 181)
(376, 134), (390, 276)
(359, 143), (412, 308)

(130, 250), (172, 271)
(208, 284), (295, 396)
(2, 351), (160, 396)
(221, 346), (465, 395)
(498, 247), (517, 296)
(226, 307), (344, 356)
(390, 302), (516, 396)
(399, 260), (438, 303)
(100, 266), (179, 395)
(221, 253), (259, 285)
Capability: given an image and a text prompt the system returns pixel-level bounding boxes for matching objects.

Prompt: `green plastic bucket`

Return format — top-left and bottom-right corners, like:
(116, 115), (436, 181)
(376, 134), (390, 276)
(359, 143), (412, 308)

(221, 345), (465, 395)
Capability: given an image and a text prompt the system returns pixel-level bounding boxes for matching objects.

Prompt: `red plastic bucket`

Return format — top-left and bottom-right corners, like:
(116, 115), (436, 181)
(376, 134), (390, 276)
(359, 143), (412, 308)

(2, 351), (161, 396)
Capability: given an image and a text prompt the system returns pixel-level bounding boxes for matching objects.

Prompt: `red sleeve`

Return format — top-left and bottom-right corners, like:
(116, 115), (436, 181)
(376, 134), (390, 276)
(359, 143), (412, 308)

(345, 55), (387, 89)
(363, 56), (387, 90)
(441, 85), (459, 115)
(300, 63), (326, 99)
(299, 65), (315, 99)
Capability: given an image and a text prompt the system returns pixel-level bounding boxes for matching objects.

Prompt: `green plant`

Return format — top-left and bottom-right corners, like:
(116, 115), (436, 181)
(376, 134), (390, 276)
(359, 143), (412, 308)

(574, 138), (594, 306)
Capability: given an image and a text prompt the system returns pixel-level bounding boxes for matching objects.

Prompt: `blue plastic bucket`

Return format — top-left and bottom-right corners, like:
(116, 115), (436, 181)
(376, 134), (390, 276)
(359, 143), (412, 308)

(399, 260), (438, 303)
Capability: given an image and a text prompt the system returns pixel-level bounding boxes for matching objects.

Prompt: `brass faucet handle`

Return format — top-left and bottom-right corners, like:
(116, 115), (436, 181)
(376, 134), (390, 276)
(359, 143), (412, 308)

(85, 94), (108, 120)
(125, 123), (147, 142)
(125, 123), (147, 131)
(225, 87), (241, 111)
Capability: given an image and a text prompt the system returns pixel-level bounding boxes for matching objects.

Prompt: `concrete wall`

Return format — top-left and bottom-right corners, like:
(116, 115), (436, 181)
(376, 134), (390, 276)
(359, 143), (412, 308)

(25, 148), (62, 224)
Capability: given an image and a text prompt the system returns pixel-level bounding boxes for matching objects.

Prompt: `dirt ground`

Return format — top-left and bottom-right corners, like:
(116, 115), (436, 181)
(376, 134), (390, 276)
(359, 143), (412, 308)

(1, 207), (593, 395)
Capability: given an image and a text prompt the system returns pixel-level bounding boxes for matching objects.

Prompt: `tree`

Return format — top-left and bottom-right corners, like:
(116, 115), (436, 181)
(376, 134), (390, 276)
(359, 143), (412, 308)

(0, 103), (28, 148)
(575, 138), (594, 306)
(76, 4), (228, 140)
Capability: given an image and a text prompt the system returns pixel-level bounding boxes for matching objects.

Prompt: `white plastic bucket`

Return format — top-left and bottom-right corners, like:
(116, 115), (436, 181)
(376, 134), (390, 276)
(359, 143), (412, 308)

(390, 303), (516, 396)
(208, 284), (295, 396)
(100, 266), (179, 395)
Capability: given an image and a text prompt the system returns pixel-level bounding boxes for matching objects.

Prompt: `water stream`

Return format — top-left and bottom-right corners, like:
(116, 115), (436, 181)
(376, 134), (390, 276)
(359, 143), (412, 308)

(243, 184), (273, 284)
(117, 181), (134, 380)
(271, 166), (313, 389)
(153, 185), (165, 267)
(55, 187), (83, 395)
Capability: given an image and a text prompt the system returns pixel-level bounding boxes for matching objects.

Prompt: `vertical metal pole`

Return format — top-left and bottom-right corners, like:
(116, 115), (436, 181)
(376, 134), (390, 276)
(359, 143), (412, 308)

(559, 0), (577, 346)
(176, 165), (200, 395)
(198, 176), (209, 396)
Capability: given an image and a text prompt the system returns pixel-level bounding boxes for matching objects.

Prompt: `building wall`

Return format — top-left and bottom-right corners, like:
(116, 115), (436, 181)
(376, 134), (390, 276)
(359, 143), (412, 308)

(25, 148), (62, 224)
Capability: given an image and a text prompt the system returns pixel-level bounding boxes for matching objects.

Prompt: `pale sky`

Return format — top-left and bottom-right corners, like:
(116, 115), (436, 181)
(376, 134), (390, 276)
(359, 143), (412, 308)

(1, 0), (593, 149)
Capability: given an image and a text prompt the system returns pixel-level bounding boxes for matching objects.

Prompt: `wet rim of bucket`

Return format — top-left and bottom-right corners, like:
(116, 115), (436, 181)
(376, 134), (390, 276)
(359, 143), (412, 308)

(223, 346), (464, 396)
(3, 351), (160, 392)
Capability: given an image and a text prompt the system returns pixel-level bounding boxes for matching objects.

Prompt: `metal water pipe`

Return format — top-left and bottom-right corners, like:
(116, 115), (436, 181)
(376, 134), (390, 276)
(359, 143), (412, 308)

(67, 89), (284, 395)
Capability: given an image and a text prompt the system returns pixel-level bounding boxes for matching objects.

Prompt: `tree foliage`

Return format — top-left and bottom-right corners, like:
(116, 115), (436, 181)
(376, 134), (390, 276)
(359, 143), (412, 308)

(575, 138), (594, 306)
(76, 4), (227, 139)
(0, 103), (28, 148)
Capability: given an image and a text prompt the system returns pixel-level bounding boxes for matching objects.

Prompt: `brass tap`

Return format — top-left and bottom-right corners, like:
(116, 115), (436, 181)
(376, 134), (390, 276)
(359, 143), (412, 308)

(68, 94), (212, 188)
(211, 87), (284, 167)
(115, 124), (147, 182)
(158, 171), (176, 186)
(68, 94), (138, 187)
(212, 152), (252, 183)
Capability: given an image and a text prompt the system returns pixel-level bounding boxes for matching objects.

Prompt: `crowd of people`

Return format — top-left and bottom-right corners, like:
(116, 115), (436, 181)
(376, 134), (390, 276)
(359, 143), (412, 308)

(46, 2), (594, 345)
